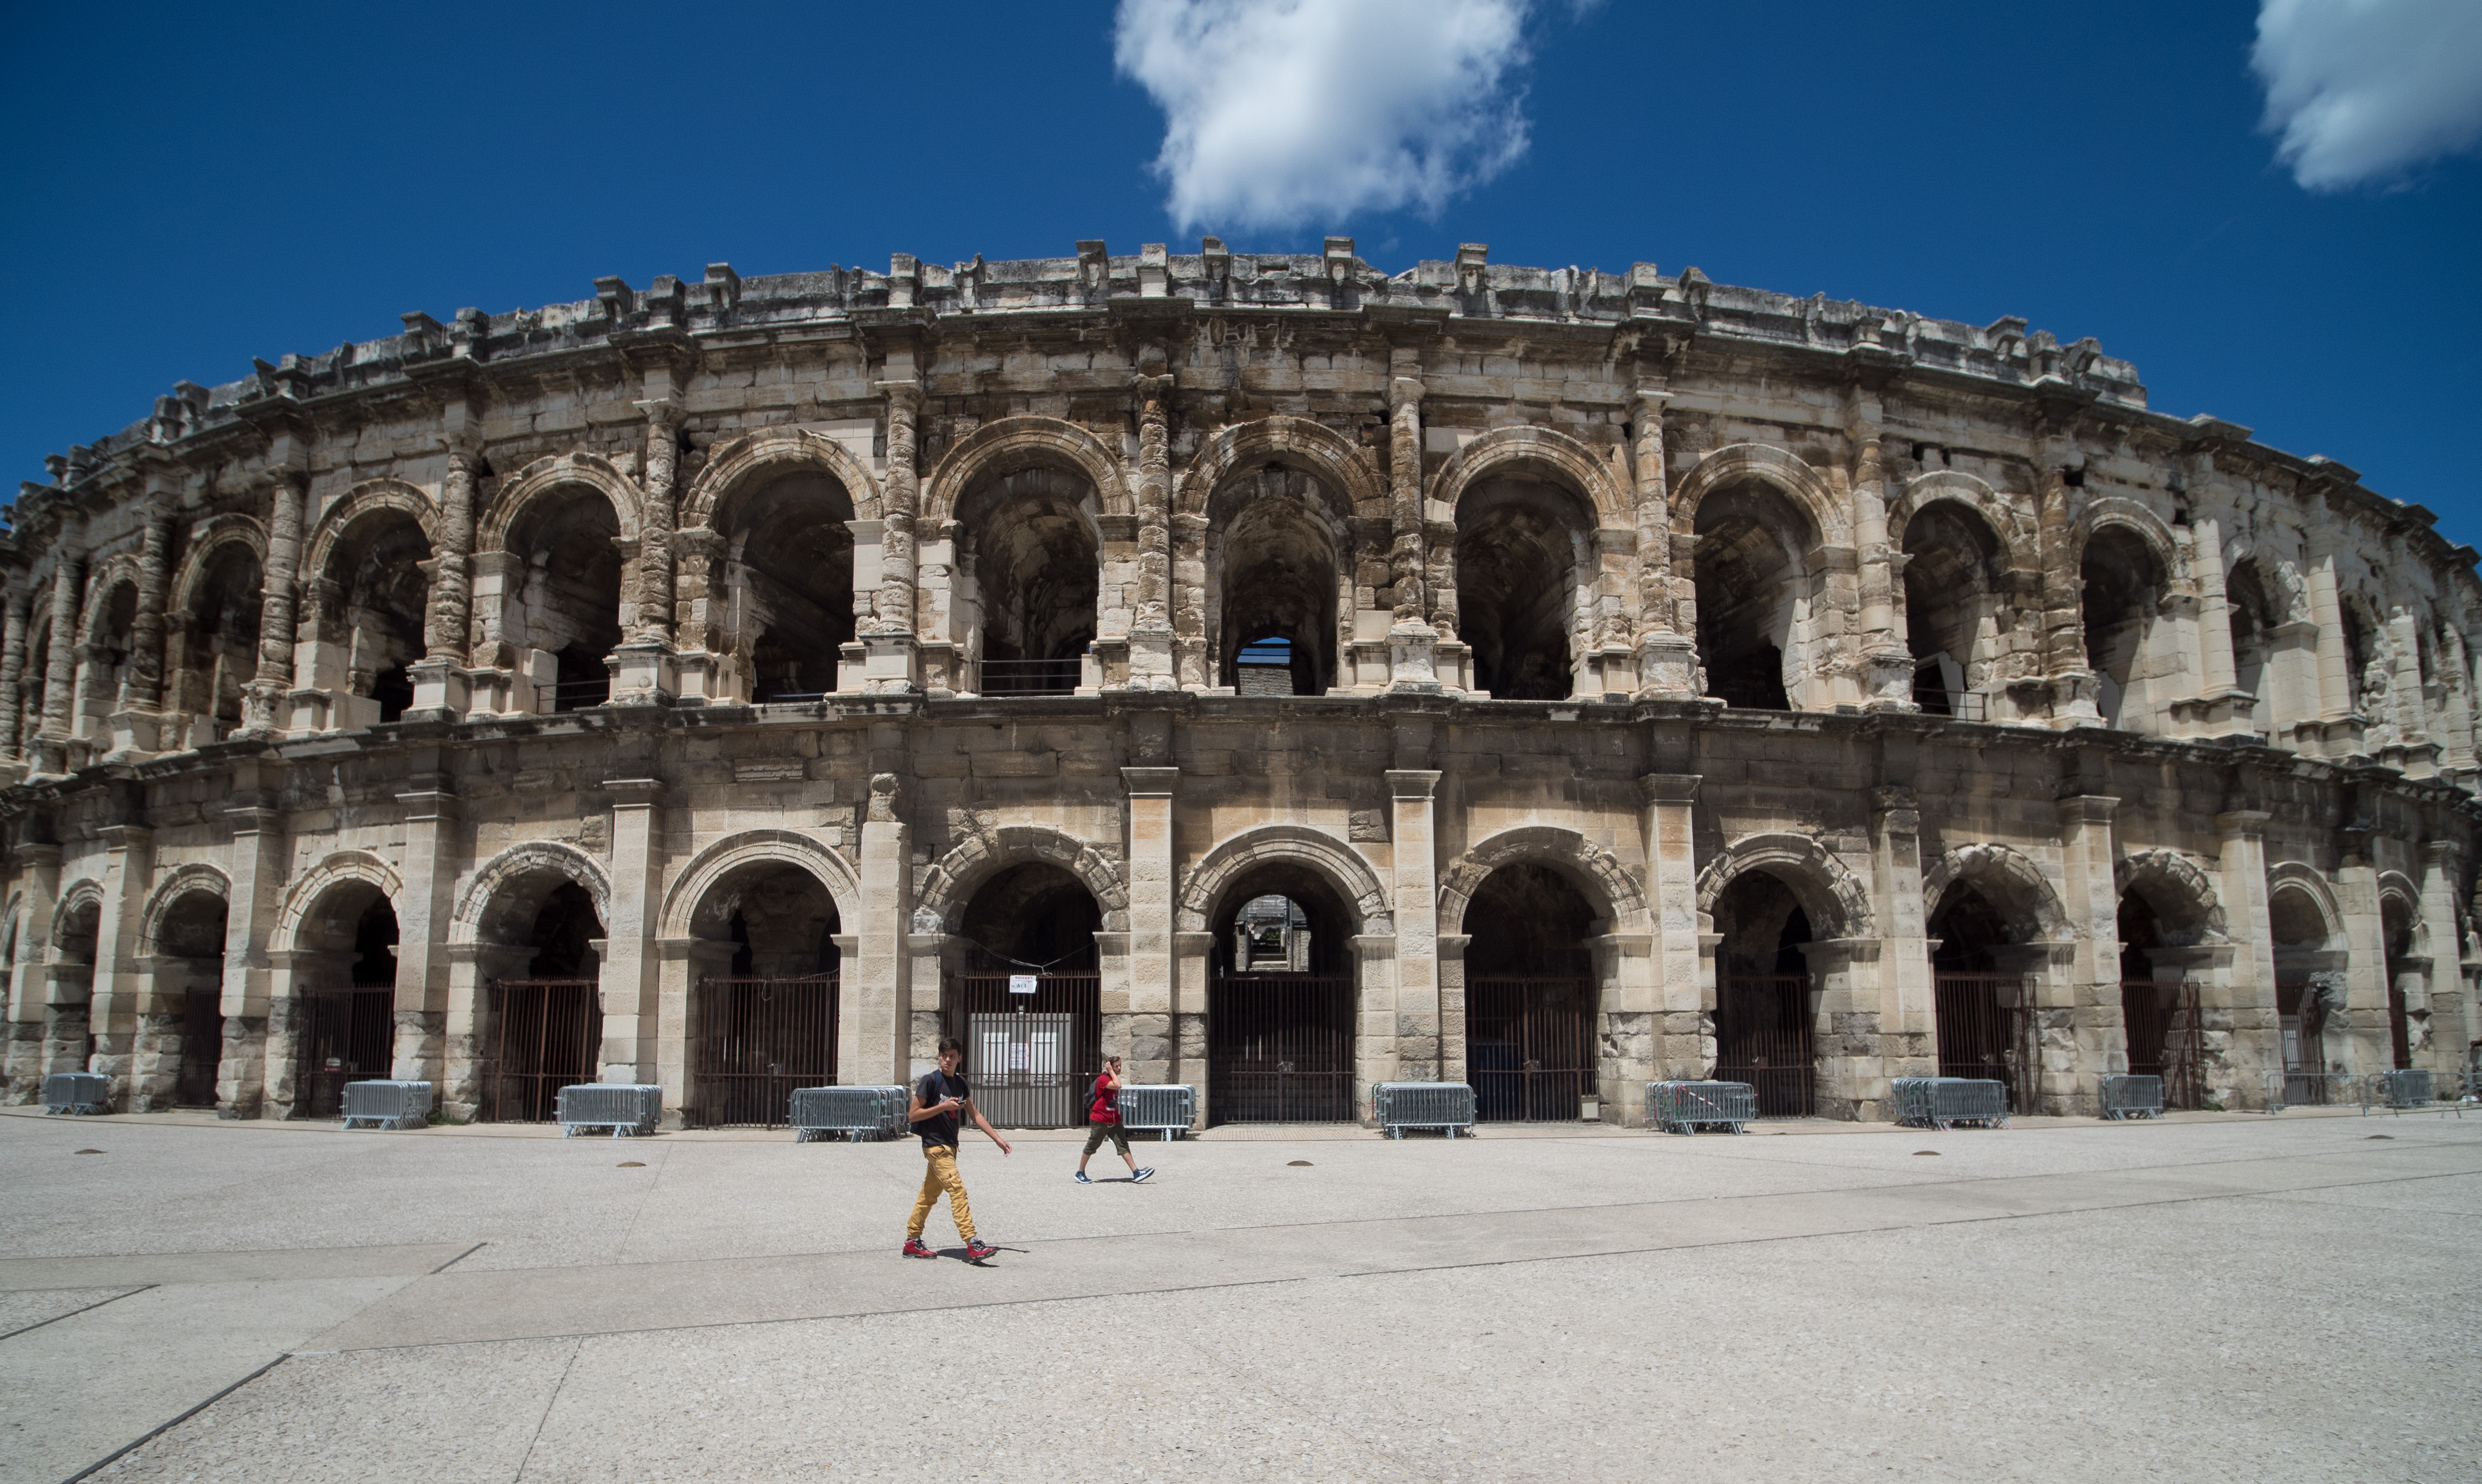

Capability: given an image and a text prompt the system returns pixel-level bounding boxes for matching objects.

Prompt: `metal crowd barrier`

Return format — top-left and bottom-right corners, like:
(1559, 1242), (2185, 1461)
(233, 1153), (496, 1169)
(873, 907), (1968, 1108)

(557, 1083), (662, 1137)
(42, 1072), (108, 1116)
(1374, 1081), (1475, 1138)
(341, 1080), (433, 1131)
(1116, 1084), (1196, 1140)
(2098, 1074), (2163, 1121)
(2368, 1068), (2433, 1112)
(1893, 1077), (2008, 1130)
(1646, 1080), (1756, 1135)
(790, 1085), (909, 1142)
(2263, 1070), (2360, 1113)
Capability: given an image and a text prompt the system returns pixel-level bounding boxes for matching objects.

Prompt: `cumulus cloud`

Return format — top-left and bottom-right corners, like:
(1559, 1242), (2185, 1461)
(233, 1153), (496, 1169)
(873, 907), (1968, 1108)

(1114, 0), (1536, 231)
(2252, 0), (2482, 189)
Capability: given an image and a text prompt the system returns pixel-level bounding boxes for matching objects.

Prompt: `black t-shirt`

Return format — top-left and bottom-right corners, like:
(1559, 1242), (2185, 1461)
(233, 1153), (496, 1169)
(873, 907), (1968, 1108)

(916, 1068), (970, 1147)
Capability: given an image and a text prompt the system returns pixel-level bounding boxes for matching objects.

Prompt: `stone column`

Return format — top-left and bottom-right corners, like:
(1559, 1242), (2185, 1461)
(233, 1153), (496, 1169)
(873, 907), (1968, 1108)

(244, 472), (306, 735)
(1868, 783), (1934, 1106)
(1385, 367), (1438, 690)
(2053, 793), (2122, 1113)
(2190, 515), (2245, 732)
(1849, 408), (1914, 709)
(1127, 375), (1177, 689)
(1632, 386), (1697, 697)
(610, 395), (682, 702)
(1122, 767), (1178, 1085)
(124, 509), (174, 712)
(392, 774), (458, 1087)
(0, 589), (29, 764)
(1638, 770), (1704, 1077)
(3, 843), (61, 1103)
(2417, 841), (2464, 1076)
(2331, 843), (2389, 1074)
(37, 534), (85, 771)
(841, 767), (912, 1086)
(2303, 539), (2360, 756)
(410, 440), (480, 720)
(218, 790), (285, 1118)
(88, 823), (155, 1107)
(2034, 451), (2099, 725)
(864, 378), (923, 691)
(2215, 810), (2277, 1107)
(1388, 768), (1443, 1083)
(2386, 609), (2435, 775)
(600, 779), (666, 1087)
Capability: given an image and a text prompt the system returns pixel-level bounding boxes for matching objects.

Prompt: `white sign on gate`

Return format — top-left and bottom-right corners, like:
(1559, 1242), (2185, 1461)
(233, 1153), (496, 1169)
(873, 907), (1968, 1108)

(1008, 1040), (1031, 1071)
(1008, 974), (1037, 995)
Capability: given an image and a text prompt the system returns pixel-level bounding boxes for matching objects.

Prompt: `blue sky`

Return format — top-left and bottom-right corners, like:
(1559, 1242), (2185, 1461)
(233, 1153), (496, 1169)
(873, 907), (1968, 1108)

(4, 1), (2477, 542)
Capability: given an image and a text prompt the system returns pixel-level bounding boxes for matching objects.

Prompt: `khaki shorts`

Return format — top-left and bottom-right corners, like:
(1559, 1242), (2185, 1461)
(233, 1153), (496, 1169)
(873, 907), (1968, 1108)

(1082, 1121), (1131, 1158)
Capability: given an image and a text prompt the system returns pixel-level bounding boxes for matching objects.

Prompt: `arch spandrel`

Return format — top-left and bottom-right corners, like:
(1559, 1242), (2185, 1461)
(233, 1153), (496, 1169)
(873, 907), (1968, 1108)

(1173, 824), (1391, 937)
(1424, 426), (1628, 530)
(1180, 415), (1384, 521)
(1670, 444), (1850, 548)
(1437, 826), (1649, 936)
(167, 514), (268, 618)
(2266, 862), (2345, 945)
(915, 825), (1129, 936)
(657, 829), (861, 941)
(2112, 848), (2228, 942)
(452, 841), (616, 947)
(272, 850), (403, 954)
(679, 428), (883, 532)
(1694, 833), (1874, 941)
(480, 452), (645, 553)
(924, 416), (1132, 527)
(2072, 498), (2184, 586)
(1921, 842), (2073, 942)
(299, 479), (440, 589)
(138, 864), (232, 957)
(1892, 471), (2039, 576)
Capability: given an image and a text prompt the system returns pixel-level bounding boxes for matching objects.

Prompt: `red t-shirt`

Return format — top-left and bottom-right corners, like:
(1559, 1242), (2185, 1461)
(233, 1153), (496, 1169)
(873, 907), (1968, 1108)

(1089, 1072), (1119, 1124)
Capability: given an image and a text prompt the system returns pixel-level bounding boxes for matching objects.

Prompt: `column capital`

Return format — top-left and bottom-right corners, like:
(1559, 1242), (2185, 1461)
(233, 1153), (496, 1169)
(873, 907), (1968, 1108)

(1121, 766), (1179, 797)
(603, 777), (668, 808)
(1388, 374), (1424, 411)
(875, 379), (924, 408)
(2422, 839), (2462, 868)
(1385, 769), (1440, 800)
(2215, 809), (2272, 837)
(632, 398), (682, 432)
(2055, 793), (2118, 825)
(1637, 771), (1701, 805)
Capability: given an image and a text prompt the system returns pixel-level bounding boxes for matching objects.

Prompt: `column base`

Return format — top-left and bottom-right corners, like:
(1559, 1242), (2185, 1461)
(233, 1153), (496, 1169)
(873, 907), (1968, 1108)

(607, 642), (678, 705)
(404, 657), (476, 722)
(1386, 622), (1440, 693)
(1634, 632), (1700, 700)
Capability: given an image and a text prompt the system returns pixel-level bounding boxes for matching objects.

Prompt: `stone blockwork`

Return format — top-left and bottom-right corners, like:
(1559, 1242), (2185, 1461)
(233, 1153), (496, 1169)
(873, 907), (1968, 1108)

(1, 241), (2477, 1127)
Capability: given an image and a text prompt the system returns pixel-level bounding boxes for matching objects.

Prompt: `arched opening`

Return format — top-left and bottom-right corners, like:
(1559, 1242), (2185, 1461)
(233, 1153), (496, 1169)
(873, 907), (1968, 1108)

(2342, 597), (2383, 726)
(2382, 895), (2417, 1071)
(683, 862), (840, 1129)
(716, 472), (857, 703)
(1709, 871), (1819, 1117)
(2224, 558), (2280, 738)
(1206, 865), (1355, 1124)
(2117, 889), (2206, 1109)
(1464, 864), (1599, 1122)
(170, 545), (262, 746)
(44, 898), (101, 1081)
(290, 888), (398, 1119)
(313, 513), (430, 727)
(1927, 883), (2038, 1112)
(2081, 526), (2165, 733)
(482, 881), (608, 1123)
(1456, 478), (1589, 700)
(504, 489), (624, 713)
(2270, 885), (2340, 1082)
(946, 863), (1101, 1126)
(153, 891), (228, 1109)
(964, 471), (1098, 697)
(82, 579), (139, 736)
(1694, 480), (1816, 711)
(1211, 469), (1340, 696)
(20, 612), (52, 753)
(1901, 503), (2009, 721)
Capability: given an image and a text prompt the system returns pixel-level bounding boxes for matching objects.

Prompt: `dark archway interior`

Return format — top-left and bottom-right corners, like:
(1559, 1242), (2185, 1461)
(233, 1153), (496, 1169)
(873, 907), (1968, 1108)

(690, 865), (840, 976)
(527, 882), (605, 979)
(1457, 479), (1581, 700)
(1210, 865), (1351, 977)
(732, 473), (855, 701)
(1466, 863), (1596, 975)
(351, 897), (399, 987)
(324, 517), (431, 723)
(94, 581), (138, 702)
(1217, 470), (1338, 695)
(180, 546), (263, 733)
(970, 472), (1097, 692)
(510, 491), (623, 711)
(1929, 884), (2016, 971)
(686, 865), (841, 1129)
(963, 863), (1100, 973)
(1208, 863), (1356, 1124)
(21, 615), (50, 746)
(2226, 559), (2277, 718)
(2117, 893), (2160, 983)
(2081, 528), (2162, 727)
(1695, 481), (1808, 711)
(1712, 870), (1812, 975)
(1465, 863), (1599, 1122)
(1902, 504), (2005, 715)
(2341, 597), (2384, 720)
(157, 891), (228, 1107)
(2382, 896), (2414, 1070)
(1709, 871), (1816, 1114)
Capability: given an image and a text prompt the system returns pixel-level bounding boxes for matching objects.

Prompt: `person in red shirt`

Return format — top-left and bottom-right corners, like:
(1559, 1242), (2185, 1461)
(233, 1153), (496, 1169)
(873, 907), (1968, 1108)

(1074, 1054), (1153, 1184)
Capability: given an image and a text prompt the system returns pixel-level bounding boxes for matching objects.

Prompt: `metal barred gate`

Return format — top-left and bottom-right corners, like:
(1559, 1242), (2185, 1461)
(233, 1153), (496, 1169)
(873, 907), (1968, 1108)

(1466, 975), (1595, 1122)
(1209, 973), (1355, 1124)
(692, 975), (839, 1129)
(943, 971), (1100, 1129)
(1714, 973), (1816, 1117)
(1933, 972), (2039, 1114)
(2121, 978), (2206, 1110)
(293, 986), (395, 1119)
(485, 979), (601, 1123)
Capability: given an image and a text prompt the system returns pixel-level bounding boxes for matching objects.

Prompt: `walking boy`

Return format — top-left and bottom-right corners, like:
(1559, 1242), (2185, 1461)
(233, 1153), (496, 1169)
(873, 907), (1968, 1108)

(903, 1035), (1011, 1261)
(1074, 1054), (1154, 1184)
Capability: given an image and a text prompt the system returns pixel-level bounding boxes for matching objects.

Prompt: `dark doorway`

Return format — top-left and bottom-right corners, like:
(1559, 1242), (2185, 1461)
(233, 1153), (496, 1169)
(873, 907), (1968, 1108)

(1208, 870), (1354, 1124)
(296, 895), (398, 1119)
(2382, 897), (2415, 1071)
(1709, 871), (1818, 1117)
(945, 863), (1101, 1127)
(177, 988), (221, 1106)
(1465, 864), (1597, 1122)
(2118, 892), (2204, 1108)
(693, 886), (840, 1129)
(155, 891), (228, 1109)
(485, 882), (604, 1123)
(1928, 885), (2037, 1112)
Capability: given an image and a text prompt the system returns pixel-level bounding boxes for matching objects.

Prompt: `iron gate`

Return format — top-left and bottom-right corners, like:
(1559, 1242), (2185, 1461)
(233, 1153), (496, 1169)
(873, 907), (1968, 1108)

(2121, 978), (2207, 1110)
(485, 979), (601, 1123)
(293, 987), (394, 1119)
(176, 987), (221, 1107)
(1714, 973), (1816, 1117)
(1933, 972), (2039, 1113)
(944, 972), (1100, 1129)
(691, 975), (838, 1128)
(1209, 973), (1355, 1123)
(1466, 975), (1595, 1121)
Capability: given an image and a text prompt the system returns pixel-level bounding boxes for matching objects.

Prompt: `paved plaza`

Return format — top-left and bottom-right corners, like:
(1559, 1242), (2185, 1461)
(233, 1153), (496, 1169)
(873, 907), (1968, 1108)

(0, 1106), (2474, 1483)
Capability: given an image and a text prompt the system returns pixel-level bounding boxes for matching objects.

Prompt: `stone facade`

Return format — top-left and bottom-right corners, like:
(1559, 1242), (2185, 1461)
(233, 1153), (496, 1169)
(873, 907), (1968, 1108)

(2, 240), (2476, 1127)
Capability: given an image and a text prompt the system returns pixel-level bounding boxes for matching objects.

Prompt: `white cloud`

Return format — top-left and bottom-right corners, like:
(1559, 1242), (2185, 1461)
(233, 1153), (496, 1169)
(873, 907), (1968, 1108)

(1114, 0), (1536, 231)
(2253, 0), (2482, 190)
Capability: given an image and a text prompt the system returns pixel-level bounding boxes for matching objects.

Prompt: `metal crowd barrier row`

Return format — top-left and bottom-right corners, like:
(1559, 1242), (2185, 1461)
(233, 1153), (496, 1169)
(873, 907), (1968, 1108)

(1893, 1077), (2008, 1130)
(1116, 1084), (1196, 1140)
(2098, 1074), (2163, 1121)
(1374, 1081), (1476, 1138)
(789, 1085), (909, 1142)
(1646, 1080), (1756, 1135)
(42, 1072), (108, 1116)
(557, 1083), (662, 1137)
(341, 1080), (434, 1131)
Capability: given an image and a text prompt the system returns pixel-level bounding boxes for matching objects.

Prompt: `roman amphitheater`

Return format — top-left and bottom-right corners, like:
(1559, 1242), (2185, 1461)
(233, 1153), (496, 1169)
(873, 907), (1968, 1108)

(1, 239), (2472, 1132)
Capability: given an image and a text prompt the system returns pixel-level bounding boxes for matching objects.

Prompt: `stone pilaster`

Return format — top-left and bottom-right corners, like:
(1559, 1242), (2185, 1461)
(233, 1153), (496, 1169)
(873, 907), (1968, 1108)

(609, 392), (682, 703)
(37, 533), (85, 771)
(410, 434), (481, 720)
(1849, 401), (1914, 710)
(391, 775), (458, 1087)
(2033, 445), (2099, 725)
(217, 788), (285, 1118)
(1631, 385), (1696, 698)
(1868, 783), (1933, 1106)
(2, 843), (61, 1103)
(1387, 768), (1442, 1082)
(124, 509), (174, 710)
(1122, 767), (1177, 1084)
(0, 588), (29, 764)
(2053, 793), (2122, 1113)
(600, 779), (666, 1086)
(2417, 841), (2465, 1076)
(2303, 537), (2362, 756)
(243, 471), (306, 735)
(88, 822), (156, 1108)
(843, 767), (911, 1085)
(1639, 770), (1704, 1076)
(2216, 809), (2278, 1107)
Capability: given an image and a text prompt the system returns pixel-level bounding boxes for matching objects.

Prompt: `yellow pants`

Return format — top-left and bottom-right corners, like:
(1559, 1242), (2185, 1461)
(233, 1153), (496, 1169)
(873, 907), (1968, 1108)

(906, 1144), (976, 1243)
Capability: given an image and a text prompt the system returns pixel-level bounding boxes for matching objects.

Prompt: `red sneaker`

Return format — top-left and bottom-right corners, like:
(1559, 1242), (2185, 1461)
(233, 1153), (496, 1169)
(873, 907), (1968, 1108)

(902, 1237), (934, 1259)
(964, 1239), (998, 1262)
